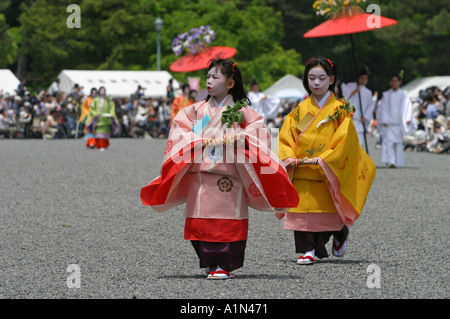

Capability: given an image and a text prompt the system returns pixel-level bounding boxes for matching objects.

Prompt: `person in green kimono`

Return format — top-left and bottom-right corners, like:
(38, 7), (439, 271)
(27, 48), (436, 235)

(86, 86), (119, 151)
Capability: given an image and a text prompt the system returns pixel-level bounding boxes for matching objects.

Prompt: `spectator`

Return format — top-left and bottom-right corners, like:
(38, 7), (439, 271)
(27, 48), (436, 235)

(119, 110), (132, 137)
(44, 110), (59, 139)
(0, 108), (13, 138)
(70, 83), (84, 103)
(425, 94), (440, 119)
(55, 105), (70, 139)
(49, 78), (60, 97)
(132, 85), (146, 111)
(17, 79), (27, 97)
(134, 103), (150, 138)
(18, 105), (33, 138)
(167, 78), (175, 99)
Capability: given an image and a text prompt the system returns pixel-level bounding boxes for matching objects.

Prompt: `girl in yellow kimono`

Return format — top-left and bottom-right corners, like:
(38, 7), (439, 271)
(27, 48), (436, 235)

(278, 57), (376, 264)
(79, 88), (97, 148)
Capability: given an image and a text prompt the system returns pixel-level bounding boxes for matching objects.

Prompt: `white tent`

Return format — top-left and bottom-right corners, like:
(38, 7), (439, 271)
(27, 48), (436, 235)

(263, 74), (308, 101)
(51, 70), (180, 99)
(401, 76), (450, 99)
(0, 69), (20, 96)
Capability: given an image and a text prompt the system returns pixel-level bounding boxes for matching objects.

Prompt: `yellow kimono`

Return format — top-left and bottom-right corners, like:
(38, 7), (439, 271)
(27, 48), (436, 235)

(278, 92), (376, 231)
(79, 96), (93, 133)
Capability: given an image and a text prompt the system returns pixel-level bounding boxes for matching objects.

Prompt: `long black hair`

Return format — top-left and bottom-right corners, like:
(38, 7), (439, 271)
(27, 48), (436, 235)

(303, 57), (338, 95)
(206, 58), (251, 106)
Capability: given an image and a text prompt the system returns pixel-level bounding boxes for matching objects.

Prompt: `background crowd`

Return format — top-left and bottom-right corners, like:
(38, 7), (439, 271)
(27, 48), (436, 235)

(0, 81), (176, 141)
(401, 86), (450, 154)
(1, 79), (449, 155)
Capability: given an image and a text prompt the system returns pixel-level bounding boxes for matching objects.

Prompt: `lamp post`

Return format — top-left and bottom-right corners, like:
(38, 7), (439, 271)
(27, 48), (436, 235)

(154, 17), (163, 71)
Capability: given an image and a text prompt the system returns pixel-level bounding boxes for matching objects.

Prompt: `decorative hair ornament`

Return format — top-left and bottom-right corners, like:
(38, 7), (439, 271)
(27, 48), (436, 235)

(232, 63), (237, 72)
(327, 58), (334, 67)
(306, 58), (314, 65)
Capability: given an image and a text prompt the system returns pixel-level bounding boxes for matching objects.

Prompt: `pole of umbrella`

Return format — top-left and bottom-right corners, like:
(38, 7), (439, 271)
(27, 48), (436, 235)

(349, 34), (369, 155)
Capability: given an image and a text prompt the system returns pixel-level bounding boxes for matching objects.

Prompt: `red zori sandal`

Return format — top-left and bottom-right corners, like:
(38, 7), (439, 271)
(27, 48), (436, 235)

(207, 267), (234, 280)
(297, 255), (315, 265)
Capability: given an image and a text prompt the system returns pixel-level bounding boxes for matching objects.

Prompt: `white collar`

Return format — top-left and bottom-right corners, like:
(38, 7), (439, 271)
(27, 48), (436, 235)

(314, 90), (331, 108)
(213, 94), (231, 108)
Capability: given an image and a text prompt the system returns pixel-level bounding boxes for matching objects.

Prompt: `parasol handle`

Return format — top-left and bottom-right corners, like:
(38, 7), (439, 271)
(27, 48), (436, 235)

(350, 34), (369, 155)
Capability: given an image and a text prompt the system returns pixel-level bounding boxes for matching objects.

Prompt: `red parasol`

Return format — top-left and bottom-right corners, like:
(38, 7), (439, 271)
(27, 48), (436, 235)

(303, 7), (397, 154)
(304, 13), (397, 38)
(170, 46), (236, 73)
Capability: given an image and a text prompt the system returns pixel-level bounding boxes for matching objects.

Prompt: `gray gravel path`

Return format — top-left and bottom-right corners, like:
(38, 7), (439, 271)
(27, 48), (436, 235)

(0, 136), (448, 299)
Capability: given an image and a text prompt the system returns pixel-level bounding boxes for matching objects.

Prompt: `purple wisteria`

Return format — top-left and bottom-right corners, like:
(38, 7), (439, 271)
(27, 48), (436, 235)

(171, 25), (216, 56)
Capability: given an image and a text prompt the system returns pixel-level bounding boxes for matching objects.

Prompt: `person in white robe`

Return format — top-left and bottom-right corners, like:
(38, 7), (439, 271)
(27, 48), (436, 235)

(248, 79), (281, 123)
(377, 72), (416, 168)
(341, 67), (375, 150)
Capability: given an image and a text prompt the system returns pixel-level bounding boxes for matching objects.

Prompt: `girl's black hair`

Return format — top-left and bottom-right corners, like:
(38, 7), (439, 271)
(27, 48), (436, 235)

(206, 57), (251, 106)
(303, 57), (338, 95)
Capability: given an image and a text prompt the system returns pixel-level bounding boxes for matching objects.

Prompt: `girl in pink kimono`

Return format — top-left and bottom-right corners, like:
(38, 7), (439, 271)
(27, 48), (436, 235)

(141, 58), (298, 279)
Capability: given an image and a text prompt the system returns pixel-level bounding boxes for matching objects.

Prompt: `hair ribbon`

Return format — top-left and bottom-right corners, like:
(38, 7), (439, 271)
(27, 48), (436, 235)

(327, 59), (334, 67)
(232, 63), (237, 72)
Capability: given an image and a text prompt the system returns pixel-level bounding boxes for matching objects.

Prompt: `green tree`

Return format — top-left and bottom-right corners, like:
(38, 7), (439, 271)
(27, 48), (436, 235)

(17, 0), (152, 87)
(0, 0), (18, 68)
(16, 0), (304, 90)
(374, 0), (450, 83)
(144, 0), (304, 90)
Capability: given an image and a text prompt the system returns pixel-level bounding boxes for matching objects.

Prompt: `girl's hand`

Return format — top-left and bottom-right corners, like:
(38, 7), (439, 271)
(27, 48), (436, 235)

(294, 157), (320, 166)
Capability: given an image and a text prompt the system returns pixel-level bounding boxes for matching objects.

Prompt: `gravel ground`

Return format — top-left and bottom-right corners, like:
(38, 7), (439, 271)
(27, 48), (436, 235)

(0, 136), (448, 301)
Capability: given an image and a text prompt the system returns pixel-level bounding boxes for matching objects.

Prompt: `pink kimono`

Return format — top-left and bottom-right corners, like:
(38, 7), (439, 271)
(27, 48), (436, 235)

(141, 95), (298, 270)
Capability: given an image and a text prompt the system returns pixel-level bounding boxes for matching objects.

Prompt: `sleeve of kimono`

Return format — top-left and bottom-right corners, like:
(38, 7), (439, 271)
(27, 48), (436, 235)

(237, 107), (300, 210)
(140, 104), (202, 210)
(109, 99), (120, 135)
(277, 110), (298, 167)
(79, 99), (90, 123)
(86, 98), (98, 124)
(317, 113), (376, 225)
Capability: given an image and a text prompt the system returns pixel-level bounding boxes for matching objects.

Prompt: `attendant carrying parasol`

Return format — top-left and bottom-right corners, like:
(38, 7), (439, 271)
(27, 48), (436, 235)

(304, 1), (397, 154)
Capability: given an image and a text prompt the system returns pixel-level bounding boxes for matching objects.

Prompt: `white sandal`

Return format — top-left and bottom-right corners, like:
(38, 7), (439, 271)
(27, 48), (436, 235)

(297, 255), (315, 265)
(297, 249), (315, 265)
(207, 267), (234, 279)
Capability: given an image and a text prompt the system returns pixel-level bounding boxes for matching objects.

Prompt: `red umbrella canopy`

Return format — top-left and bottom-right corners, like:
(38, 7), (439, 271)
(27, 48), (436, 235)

(304, 12), (397, 38)
(170, 46), (236, 73)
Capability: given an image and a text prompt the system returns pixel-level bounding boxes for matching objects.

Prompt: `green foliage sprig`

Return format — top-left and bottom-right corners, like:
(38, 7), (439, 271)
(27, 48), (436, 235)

(221, 99), (248, 128)
(328, 98), (356, 124)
